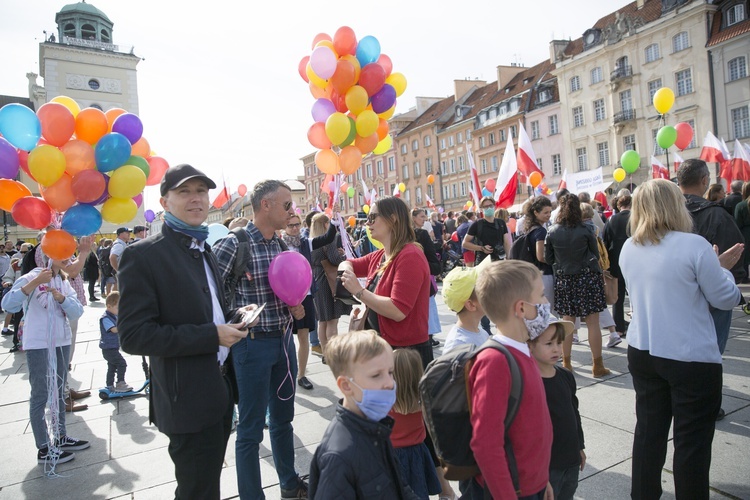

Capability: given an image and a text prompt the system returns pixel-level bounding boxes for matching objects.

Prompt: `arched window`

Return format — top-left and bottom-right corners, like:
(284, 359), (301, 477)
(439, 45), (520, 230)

(63, 23), (76, 38)
(81, 23), (96, 40)
(100, 29), (110, 42)
(672, 32), (690, 53)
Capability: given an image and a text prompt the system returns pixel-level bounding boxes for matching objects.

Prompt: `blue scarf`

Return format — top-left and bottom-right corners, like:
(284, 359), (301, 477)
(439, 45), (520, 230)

(163, 212), (209, 243)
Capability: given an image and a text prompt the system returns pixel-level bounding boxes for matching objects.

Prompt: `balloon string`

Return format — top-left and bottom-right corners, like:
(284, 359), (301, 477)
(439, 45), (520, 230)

(275, 319), (295, 402)
(44, 272), (64, 477)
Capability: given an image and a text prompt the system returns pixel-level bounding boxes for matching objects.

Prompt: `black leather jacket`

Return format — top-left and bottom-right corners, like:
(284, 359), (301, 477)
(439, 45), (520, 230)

(545, 223), (600, 275)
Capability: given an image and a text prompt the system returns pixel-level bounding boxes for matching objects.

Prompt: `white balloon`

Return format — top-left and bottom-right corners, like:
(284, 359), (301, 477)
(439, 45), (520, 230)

(206, 223), (230, 246)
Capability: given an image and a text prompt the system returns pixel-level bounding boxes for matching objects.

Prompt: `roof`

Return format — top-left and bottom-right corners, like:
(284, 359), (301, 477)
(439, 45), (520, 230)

(397, 96), (455, 136)
(707, 5), (750, 46)
(0, 95), (34, 109)
(58, 2), (111, 22)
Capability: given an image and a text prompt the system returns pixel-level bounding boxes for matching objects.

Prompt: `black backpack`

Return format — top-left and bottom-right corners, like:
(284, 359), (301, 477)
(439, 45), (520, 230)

(509, 232), (535, 263)
(419, 339), (524, 489)
(225, 227), (287, 309)
(99, 246), (114, 277)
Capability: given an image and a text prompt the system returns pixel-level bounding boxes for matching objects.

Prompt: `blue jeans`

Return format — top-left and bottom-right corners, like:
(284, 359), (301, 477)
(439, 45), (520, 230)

(232, 332), (299, 498)
(710, 307), (732, 354)
(309, 329), (320, 347)
(549, 465), (579, 500)
(27, 345), (70, 449)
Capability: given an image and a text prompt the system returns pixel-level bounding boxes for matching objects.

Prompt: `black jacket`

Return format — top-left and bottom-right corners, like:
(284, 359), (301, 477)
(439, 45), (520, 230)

(723, 192), (743, 218)
(118, 224), (231, 434)
(684, 194), (746, 282)
(310, 403), (419, 500)
(545, 223), (600, 275)
(602, 209), (630, 279)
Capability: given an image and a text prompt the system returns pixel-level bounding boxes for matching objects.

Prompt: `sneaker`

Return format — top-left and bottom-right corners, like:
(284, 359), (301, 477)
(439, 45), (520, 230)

(9, 345), (20, 353)
(607, 334), (622, 349)
(1, 328), (12, 336)
(57, 435), (91, 451)
(298, 377), (313, 390)
(311, 345), (323, 355)
(572, 333), (580, 344)
(280, 476), (309, 499)
(430, 337), (441, 347)
(89, 296), (100, 302)
(115, 381), (134, 392)
(37, 447), (75, 464)
(716, 408), (726, 421)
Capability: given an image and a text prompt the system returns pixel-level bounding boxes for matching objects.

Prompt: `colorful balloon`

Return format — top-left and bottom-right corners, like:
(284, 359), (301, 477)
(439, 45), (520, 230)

(50, 96), (81, 117)
(529, 171), (543, 188)
(0, 103), (42, 151)
(71, 169), (106, 203)
(362, 204), (370, 214)
(146, 156), (169, 186)
(356, 110), (379, 137)
(310, 46), (337, 80)
(620, 150), (640, 174)
(359, 63), (386, 96)
(674, 122), (694, 150)
(28, 144), (66, 187)
(311, 33), (332, 50)
(354, 133), (379, 155)
(37, 102), (75, 147)
(206, 223), (230, 246)
(11, 196), (53, 230)
(312, 98), (336, 123)
(427, 174), (435, 185)
(101, 197), (138, 224)
(74, 107), (109, 145)
(0, 179), (32, 211)
(356, 35), (381, 66)
(61, 204), (102, 236)
(298, 55), (311, 83)
(652, 87), (675, 114)
(366, 226), (383, 249)
(376, 54), (393, 77)
(315, 149), (339, 175)
(95, 132), (132, 172)
(345, 86), (369, 115)
(378, 104), (396, 120)
(61, 139), (96, 176)
(386, 72), (407, 97)
(131, 136), (150, 157)
(398, 182), (406, 193)
(40, 173), (76, 212)
(112, 113), (144, 144)
(370, 84), (396, 114)
(613, 168), (626, 183)
(125, 155), (150, 178)
(330, 59), (357, 95)
(656, 126), (677, 149)
(238, 184), (247, 197)
(347, 186), (355, 198)
(339, 146), (363, 175)
(373, 134), (392, 155)
(144, 209), (156, 222)
(333, 26), (357, 56)
(325, 112), (351, 146)
(104, 108), (127, 131)
(0, 137), (20, 179)
(307, 122), (333, 149)
(109, 164), (147, 199)
(485, 178), (496, 192)
(268, 251), (313, 306)
(40, 229), (77, 260)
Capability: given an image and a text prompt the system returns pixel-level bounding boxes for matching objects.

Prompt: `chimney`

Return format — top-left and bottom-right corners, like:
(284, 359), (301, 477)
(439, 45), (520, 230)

(549, 39), (569, 63)
(636, 0), (645, 8)
(454, 79), (486, 101)
(495, 65), (525, 90)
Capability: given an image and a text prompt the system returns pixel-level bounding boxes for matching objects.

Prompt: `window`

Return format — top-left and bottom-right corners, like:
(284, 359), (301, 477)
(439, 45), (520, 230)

(570, 75), (581, 92)
(452, 184), (457, 198)
(388, 156), (395, 171)
(591, 67), (603, 84)
(727, 4), (746, 25)
(466, 130), (472, 141)
(63, 23), (75, 38)
(510, 125), (517, 139)
(531, 120), (540, 139)
(440, 138), (446, 149)
(88, 79), (100, 90)
(424, 136), (431, 147)
(597, 142), (610, 167)
(460, 182), (467, 196)
(652, 128), (666, 155)
(645, 44), (660, 63)
(594, 99), (606, 121)
(489, 133), (495, 145)
(405, 190), (411, 203)
(623, 134), (636, 151)
(428, 184), (434, 198)
(457, 132), (464, 143)
(538, 89), (551, 102)
(366, 164), (372, 177)
(549, 114), (559, 135)
(686, 119), (698, 148)
(426, 157), (433, 173)
(448, 135), (455, 147)
(573, 106), (584, 127)
(728, 57), (747, 81)
(81, 23), (96, 40)
(479, 136), (486, 148)
(378, 187), (384, 198)
(458, 156), (465, 171)
(481, 159), (488, 174)
(412, 140), (419, 151)
(672, 31), (690, 53)
(733, 106), (750, 139)
(648, 79), (663, 101)
(400, 144), (407, 154)
(450, 158), (456, 173)
(377, 160), (383, 175)
(500, 129), (506, 142)
(552, 154), (562, 175)
(443, 185), (450, 200)
(413, 162), (420, 177)
(402, 165), (409, 179)
(441, 161), (447, 175)
(675, 68), (693, 96)
(416, 187), (422, 204)
(537, 158), (543, 170)
(577, 147), (588, 171)
(491, 156), (499, 171)
(357, 170), (362, 180)
(620, 89), (633, 111)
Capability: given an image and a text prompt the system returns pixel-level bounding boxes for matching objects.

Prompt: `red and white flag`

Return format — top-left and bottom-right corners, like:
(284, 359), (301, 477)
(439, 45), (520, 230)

(211, 177), (230, 209)
(651, 156), (670, 180)
(467, 144), (483, 206)
(392, 184), (401, 198)
(370, 188), (377, 204)
(558, 169), (568, 191)
(732, 139), (750, 182)
(700, 131), (727, 163)
(673, 152), (684, 171)
(493, 136), (519, 209)
(360, 179), (370, 204)
(516, 120), (544, 179)
(425, 193), (437, 210)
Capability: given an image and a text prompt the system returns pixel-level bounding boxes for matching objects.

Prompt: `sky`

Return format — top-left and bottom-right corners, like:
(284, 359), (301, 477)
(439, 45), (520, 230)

(1, 0), (628, 212)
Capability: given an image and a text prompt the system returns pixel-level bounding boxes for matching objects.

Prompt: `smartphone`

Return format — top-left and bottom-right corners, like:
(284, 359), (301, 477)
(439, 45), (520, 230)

(239, 303), (266, 328)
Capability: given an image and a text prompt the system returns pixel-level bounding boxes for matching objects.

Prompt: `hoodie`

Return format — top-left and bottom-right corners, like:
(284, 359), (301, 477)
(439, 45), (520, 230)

(684, 194), (746, 282)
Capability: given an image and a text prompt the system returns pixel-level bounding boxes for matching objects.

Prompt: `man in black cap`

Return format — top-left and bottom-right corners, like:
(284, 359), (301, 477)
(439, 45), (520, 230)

(118, 164), (256, 499)
(109, 227), (130, 291)
(132, 225), (147, 243)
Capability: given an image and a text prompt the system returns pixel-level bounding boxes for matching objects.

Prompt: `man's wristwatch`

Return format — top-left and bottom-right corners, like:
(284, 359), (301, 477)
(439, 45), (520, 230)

(354, 289), (365, 300)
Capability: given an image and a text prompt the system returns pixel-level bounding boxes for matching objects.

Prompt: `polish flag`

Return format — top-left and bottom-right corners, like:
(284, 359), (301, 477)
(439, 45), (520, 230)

(392, 184), (401, 198)
(425, 193), (437, 210)
(493, 136), (519, 209)
(700, 131), (727, 163)
(516, 120), (544, 178)
(370, 188), (377, 204)
(651, 156), (670, 180)
(211, 179), (230, 209)
(360, 180), (370, 203)
(558, 169), (568, 191)
(732, 139), (750, 181)
(673, 151), (684, 171)
(467, 144), (483, 206)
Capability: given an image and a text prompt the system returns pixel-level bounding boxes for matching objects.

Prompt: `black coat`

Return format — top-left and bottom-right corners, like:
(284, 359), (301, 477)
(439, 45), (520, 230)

(602, 209), (631, 279)
(545, 223), (600, 275)
(118, 224), (231, 435)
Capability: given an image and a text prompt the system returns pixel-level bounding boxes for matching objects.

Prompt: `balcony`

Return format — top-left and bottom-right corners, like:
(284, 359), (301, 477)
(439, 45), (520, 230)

(613, 109), (636, 124)
(610, 65), (633, 81)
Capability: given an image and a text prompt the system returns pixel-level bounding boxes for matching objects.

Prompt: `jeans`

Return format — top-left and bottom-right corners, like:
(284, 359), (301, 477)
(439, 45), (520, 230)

(463, 478), (546, 499)
(102, 348), (127, 387)
(309, 328), (320, 347)
(628, 346), (721, 500)
(710, 307), (732, 354)
(232, 332), (299, 498)
(27, 345), (69, 449)
(549, 465), (579, 500)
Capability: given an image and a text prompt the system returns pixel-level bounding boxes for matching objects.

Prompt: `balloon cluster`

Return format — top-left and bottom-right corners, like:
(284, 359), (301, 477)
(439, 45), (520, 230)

(0, 97), (168, 260)
(652, 87), (694, 150)
(300, 27), (407, 176)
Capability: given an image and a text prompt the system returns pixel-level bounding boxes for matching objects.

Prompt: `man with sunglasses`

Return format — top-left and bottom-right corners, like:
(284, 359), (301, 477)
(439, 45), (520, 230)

(214, 179), (309, 499)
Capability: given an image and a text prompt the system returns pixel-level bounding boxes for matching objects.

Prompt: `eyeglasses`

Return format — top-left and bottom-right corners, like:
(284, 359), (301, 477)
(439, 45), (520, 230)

(20, 251), (28, 254)
(286, 223), (301, 228)
(366, 212), (381, 224)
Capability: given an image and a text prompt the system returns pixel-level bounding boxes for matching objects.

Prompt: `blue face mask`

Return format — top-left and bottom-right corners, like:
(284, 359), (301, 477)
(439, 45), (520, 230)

(349, 378), (397, 421)
(483, 207), (495, 218)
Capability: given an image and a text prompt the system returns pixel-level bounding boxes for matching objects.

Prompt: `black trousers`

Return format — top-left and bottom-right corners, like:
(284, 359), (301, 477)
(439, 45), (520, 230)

(165, 375), (234, 500)
(88, 277), (97, 299)
(628, 346), (721, 500)
(613, 275), (628, 332)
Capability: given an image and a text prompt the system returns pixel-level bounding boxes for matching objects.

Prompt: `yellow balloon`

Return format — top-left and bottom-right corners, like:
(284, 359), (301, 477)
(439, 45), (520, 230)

(362, 204), (370, 214)
(386, 72), (407, 97)
(373, 134), (392, 155)
(50, 95), (81, 118)
(28, 144), (67, 187)
(101, 197), (137, 224)
(315, 39), (336, 53)
(398, 182), (406, 193)
(652, 87), (675, 115)
(356, 110), (379, 137)
(108, 165), (147, 199)
(325, 112), (351, 146)
(345, 86), (369, 115)
(306, 62), (327, 89)
(366, 226), (383, 249)
(377, 104), (396, 120)
(613, 167), (626, 183)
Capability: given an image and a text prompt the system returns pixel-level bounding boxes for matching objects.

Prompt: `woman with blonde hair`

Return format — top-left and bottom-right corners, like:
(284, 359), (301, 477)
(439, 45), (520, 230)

(621, 179), (743, 499)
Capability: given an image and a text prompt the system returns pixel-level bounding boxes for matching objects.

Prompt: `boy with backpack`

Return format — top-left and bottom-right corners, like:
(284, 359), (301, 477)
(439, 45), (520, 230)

(469, 260), (554, 499)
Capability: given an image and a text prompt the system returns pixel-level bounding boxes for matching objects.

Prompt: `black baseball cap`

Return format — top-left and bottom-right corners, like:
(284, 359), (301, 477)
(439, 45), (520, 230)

(160, 164), (217, 196)
(116, 227), (131, 235)
(133, 225), (146, 233)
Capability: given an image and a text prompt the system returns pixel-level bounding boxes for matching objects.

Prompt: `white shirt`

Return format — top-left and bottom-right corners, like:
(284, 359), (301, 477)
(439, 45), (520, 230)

(192, 240), (229, 365)
(443, 324), (489, 354)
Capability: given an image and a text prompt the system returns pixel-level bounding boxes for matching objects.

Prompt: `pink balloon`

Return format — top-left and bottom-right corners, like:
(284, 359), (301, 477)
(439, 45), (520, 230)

(674, 122), (694, 150)
(238, 184), (247, 196)
(310, 46), (337, 80)
(485, 178), (496, 193)
(268, 251), (312, 306)
(132, 193), (143, 208)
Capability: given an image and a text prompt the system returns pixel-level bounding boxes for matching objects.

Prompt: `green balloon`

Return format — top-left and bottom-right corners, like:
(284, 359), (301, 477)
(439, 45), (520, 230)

(339, 117), (357, 147)
(347, 186), (355, 198)
(124, 155), (150, 178)
(620, 150), (640, 174)
(656, 126), (677, 149)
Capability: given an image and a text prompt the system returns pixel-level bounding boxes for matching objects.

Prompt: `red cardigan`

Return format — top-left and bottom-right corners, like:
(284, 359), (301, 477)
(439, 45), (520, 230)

(469, 343), (553, 498)
(349, 244), (430, 347)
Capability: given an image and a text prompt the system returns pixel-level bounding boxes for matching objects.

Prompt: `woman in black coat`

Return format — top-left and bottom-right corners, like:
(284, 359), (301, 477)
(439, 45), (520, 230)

(84, 245), (100, 301)
(603, 193), (632, 335)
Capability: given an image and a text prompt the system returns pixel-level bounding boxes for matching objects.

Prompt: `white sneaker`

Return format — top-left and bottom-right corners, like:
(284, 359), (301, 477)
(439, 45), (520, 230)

(607, 334), (622, 348)
(572, 333), (580, 344)
(114, 381), (133, 392)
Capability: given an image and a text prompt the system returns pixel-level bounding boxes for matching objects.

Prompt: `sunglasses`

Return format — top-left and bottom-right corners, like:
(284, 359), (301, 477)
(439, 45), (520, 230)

(20, 251), (28, 254)
(366, 212), (381, 224)
(286, 223), (301, 228)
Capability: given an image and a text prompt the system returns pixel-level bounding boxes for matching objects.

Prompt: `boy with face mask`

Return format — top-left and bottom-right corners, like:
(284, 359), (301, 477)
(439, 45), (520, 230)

(466, 260), (555, 500)
(310, 330), (420, 499)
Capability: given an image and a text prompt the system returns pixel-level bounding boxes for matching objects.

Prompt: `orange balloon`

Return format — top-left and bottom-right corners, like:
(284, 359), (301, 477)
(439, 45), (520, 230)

(131, 136), (151, 157)
(330, 59), (356, 95)
(315, 149), (339, 175)
(341, 55), (361, 83)
(354, 133), (378, 155)
(37, 102), (75, 147)
(308, 122), (332, 149)
(340, 182), (349, 194)
(348, 215), (356, 227)
(339, 146), (363, 175)
(104, 108), (127, 132)
(334, 26), (358, 56)
(529, 171), (543, 188)
(427, 174), (435, 185)
(41, 229), (77, 261)
(376, 119), (390, 141)
(75, 108), (108, 145)
(61, 139), (95, 176)
(0, 179), (32, 211)
(40, 173), (76, 212)
(309, 82), (332, 100)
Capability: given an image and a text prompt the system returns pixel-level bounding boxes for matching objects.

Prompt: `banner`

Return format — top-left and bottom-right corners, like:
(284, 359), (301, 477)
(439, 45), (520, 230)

(565, 167), (607, 195)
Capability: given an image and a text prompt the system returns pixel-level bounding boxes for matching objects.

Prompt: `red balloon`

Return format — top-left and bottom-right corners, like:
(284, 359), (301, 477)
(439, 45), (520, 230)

(330, 90), (348, 113)
(485, 178), (496, 193)
(146, 156), (169, 186)
(238, 184), (247, 197)
(298, 56), (310, 83)
(376, 54), (393, 78)
(333, 26), (357, 56)
(40, 173), (76, 212)
(359, 63), (386, 97)
(18, 150), (36, 181)
(451, 231), (459, 242)
(330, 59), (356, 95)
(11, 196), (54, 230)
(37, 102), (75, 147)
(71, 169), (106, 203)
(674, 122), (694, 150)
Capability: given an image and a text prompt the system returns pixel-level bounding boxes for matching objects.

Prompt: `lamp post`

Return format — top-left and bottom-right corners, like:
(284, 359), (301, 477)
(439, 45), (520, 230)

(437, 169), (444, 209)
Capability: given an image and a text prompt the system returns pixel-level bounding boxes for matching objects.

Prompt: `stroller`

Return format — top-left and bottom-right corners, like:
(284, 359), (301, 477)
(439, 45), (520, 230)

(440, 248), (464, 279)
(98, 356), (150, 400)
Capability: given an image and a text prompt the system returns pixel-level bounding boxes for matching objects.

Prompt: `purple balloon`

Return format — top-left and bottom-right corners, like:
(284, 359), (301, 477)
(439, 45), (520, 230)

(0, 137), (20, 179)
(144, 209), (155, 222)
(268, 251), (312, 306)
(311, 98), (336, 123)
(370, 84), (396, 114)
(112, 113), (144, 145)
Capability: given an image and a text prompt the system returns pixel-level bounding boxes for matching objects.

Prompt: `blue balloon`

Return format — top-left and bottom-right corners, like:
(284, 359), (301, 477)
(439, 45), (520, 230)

(482, 188), (492, 197)
(206, 223), (230, 246)
(0, 103), (41, 151)
(95, 132), (132, 172)
(61, 204), (103, 236)
(356, 35), (381, 67)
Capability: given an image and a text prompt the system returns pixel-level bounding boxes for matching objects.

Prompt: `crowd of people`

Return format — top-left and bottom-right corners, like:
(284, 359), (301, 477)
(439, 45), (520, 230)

(1, 157), (746, 499)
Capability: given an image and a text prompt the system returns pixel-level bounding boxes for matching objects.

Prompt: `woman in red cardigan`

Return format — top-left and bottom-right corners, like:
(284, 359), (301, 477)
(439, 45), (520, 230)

(338, 196), (433, 368)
